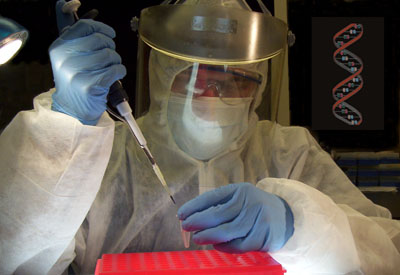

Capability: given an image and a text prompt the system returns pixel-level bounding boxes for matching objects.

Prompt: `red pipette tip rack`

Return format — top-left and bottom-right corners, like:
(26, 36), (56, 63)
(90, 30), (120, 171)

(95, 250), (286, 274)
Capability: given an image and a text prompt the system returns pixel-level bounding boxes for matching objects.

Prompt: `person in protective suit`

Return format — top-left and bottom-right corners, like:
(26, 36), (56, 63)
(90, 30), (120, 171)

(1, 0), (400, 274)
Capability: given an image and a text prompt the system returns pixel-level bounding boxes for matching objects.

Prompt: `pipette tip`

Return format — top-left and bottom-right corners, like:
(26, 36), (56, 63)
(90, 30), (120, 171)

(73, 12), (80, 21)
(170, 195), (176, 205)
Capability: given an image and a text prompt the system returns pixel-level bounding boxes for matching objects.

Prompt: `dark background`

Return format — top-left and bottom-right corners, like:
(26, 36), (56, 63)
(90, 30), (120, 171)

(312, 17), (384, 130)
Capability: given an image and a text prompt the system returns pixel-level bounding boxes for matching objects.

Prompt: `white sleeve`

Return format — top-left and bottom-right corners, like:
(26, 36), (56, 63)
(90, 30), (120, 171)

(257, 178), (400, 275)
(339, 205), (400, 275)
(0, 90), (115, 275)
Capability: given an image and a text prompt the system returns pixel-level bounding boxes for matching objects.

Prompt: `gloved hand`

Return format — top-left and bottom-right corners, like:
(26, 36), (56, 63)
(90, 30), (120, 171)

(49, 0), (126, 125)
(178, 182), (294, 253)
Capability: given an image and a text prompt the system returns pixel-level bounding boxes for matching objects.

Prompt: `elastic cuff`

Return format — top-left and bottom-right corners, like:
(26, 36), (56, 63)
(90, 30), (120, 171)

(279, 196), (295, 244)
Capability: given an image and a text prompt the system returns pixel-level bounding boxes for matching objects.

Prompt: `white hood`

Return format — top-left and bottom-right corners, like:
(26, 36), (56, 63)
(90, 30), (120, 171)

(139, 50), (269, 162)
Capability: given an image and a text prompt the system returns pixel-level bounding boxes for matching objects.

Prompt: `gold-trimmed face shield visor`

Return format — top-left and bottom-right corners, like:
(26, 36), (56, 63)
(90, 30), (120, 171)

(134, 3), (288, 120)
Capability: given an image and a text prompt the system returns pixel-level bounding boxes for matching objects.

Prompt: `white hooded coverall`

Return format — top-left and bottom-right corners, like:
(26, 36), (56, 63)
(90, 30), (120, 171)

(0, 51), (400, 275)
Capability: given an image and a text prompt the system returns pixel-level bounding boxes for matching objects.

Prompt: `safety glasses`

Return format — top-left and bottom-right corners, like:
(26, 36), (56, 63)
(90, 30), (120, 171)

(171, 64), (262, 104)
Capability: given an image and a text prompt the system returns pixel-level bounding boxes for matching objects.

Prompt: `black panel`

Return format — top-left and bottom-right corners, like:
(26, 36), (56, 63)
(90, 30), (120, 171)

(288, 0), (399, 149)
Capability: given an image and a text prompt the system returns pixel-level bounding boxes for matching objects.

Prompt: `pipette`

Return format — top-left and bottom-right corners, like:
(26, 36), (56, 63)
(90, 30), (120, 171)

(108, 82), (176, 205)
(62, 1), (176, 205)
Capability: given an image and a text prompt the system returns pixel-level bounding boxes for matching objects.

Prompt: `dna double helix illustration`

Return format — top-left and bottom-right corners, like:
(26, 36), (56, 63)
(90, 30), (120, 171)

(332, 23), (364, 126)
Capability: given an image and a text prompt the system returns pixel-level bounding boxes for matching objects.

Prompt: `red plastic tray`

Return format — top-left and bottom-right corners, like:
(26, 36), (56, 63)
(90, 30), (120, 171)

(95, 250), (286, 274)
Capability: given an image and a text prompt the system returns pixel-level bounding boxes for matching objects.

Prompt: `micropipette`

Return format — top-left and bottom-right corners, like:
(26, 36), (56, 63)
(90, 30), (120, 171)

(109, 82), (176, 205)
(62, 1), (176, 205)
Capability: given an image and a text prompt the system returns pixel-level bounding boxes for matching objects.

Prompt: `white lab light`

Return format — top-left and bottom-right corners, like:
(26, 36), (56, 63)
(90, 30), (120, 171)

(0, 16), (28, 65)
(0, 39), (22, 65)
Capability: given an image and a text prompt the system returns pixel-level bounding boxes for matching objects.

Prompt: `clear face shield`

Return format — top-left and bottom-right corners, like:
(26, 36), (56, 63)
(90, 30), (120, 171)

(135, 0), (288, 160)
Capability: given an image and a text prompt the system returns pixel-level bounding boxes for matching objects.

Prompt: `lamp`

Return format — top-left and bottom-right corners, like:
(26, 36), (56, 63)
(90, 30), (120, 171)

(0, 16), (28, 65)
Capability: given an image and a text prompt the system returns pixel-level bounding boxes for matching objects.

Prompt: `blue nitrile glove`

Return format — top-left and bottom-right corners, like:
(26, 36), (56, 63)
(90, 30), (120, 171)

(49, 0), (126, 125)
(178, 182), (294, 253)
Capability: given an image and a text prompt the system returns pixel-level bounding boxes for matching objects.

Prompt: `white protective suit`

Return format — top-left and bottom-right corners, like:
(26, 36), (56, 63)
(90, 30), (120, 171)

(1, 49), (400, 275)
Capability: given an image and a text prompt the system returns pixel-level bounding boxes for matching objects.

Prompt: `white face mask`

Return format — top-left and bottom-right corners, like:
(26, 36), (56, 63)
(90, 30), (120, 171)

(167, 92), (252, 160)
